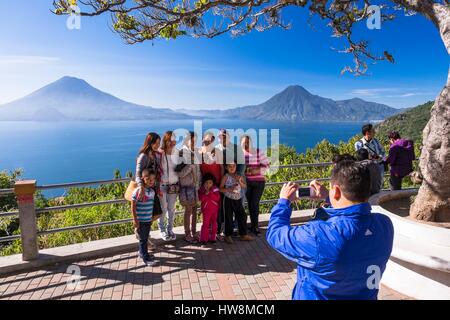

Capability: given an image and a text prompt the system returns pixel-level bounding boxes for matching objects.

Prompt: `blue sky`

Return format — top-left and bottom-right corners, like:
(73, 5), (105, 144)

(0, 0), (448, 109)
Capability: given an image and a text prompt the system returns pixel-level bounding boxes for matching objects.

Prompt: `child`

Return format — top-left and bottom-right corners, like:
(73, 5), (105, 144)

(219, 162), (254, 244)
(198, 173), (221, 246)
(131, 169), (157, 266)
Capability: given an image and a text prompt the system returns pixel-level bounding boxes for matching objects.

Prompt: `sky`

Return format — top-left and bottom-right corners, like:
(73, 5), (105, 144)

(0, 0), (448, 110)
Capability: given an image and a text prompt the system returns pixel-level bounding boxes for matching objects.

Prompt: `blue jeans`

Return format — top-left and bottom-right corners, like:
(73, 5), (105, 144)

(137, 222), (151, 259)
(158, 187), (178, 234)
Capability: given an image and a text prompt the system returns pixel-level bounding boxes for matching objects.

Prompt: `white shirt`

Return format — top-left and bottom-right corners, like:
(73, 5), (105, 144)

(160, 150), (179, 185)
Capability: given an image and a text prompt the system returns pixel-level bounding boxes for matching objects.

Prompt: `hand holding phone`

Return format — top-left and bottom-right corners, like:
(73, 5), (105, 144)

(296, 187), (314, 198)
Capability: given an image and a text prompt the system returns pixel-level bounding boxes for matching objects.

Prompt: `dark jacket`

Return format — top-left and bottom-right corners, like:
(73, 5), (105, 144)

(359, 159), (382, 195)
(266, 199), (394, 300)
(386, 139), (415, 177)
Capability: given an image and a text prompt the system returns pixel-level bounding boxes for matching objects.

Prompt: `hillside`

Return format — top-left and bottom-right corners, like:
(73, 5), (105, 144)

(376, 101), (433, 143)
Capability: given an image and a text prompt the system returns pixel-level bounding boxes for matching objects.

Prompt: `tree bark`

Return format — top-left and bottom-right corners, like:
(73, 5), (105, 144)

(410, 3), (450, 222)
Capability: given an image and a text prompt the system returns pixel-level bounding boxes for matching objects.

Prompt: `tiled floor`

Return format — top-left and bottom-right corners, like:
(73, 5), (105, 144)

(0, 229), (411, 300)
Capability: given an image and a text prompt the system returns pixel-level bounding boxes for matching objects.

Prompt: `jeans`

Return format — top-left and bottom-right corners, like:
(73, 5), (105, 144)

(246, 180), (266, 232)
(137, 222), (151, 259)
(158, 187), (178, 235)
(223, 197), (248, 237)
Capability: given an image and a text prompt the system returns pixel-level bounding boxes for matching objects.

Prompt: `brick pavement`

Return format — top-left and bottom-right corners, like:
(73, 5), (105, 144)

(0, 228), (411, 300)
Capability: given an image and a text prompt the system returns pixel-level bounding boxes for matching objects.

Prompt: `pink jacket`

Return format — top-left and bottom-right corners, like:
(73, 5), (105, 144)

(198, 186), (220, 215)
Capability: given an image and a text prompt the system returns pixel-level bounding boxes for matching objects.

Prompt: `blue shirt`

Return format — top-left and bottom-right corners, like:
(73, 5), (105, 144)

(266, 199), (394, 300)
(132, 187), (155, 222)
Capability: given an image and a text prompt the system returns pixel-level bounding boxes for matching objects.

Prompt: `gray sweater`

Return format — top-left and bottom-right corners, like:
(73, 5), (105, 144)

(135, 152), (161, 187)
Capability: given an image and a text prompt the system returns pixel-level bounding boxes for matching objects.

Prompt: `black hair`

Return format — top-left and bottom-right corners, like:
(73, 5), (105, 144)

(142, 169), (156, 176)
(331, 160), (371, 202)
(332, 153), (356, 164)
(388, 131), (401, 140)
(355, 148), (369, 161)
(361, 123), (373, 136)
(202, 173), (216, 185)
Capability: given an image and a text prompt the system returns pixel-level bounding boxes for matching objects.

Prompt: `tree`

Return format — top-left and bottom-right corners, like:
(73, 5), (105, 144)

(53, 0), (450, 221)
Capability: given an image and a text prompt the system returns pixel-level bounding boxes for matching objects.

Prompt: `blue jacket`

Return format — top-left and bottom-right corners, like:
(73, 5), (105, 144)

(266, 199), (394, 300)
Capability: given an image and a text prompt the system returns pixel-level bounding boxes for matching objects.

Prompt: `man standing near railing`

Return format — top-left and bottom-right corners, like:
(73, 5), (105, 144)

(355, 124), (386, 188)
(266, 161), (394, 300)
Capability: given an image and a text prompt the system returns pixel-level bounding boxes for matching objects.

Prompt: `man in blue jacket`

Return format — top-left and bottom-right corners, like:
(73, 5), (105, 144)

(266, 160), (394, 300)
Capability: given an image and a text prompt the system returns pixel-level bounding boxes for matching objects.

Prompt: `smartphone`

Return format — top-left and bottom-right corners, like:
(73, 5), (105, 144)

(296, 187), (313, 198)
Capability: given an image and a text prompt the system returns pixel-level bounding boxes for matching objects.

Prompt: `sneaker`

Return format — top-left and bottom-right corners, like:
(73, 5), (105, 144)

(239, 234), (254, 241)
(161, 231), (171, 242)
(143, 255), (156, 266)
(168, 231), (176, 241)
(200, 241), (207, 247)
(216, 234), (225, 242)
(224, 236), (234, 244)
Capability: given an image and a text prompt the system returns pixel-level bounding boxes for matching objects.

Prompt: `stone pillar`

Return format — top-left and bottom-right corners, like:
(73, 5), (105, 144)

(14, 180), (39, 261)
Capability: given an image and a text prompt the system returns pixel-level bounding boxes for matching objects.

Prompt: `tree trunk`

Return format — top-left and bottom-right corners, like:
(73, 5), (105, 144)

(410, 3), (450, 222)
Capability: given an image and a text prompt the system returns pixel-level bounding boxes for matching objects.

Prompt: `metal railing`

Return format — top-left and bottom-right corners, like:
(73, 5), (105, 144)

(0, 160), (418, 258)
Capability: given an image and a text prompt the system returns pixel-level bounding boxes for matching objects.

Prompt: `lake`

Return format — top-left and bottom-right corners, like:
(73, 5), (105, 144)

(0, 120), (363, 195)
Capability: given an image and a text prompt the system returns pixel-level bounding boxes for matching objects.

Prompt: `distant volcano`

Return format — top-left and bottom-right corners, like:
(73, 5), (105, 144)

(179, 85), (401, 122)
(0, 76), (195, 121)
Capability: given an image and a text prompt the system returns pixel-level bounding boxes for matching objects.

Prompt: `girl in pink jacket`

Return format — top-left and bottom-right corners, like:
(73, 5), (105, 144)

(198, 173), (221, 245)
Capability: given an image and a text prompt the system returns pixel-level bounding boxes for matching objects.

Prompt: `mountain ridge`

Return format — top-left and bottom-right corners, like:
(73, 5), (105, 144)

(0, 76), (195, 121)
(0, 77), (401, 122)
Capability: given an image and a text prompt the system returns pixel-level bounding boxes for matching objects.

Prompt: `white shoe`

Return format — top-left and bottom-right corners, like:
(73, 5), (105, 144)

(168, 230), (176, 241)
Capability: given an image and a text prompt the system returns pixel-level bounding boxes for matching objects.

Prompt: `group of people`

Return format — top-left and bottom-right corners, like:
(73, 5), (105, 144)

(131, 129), (269, 265)
(335, 123), (415, 195)
(129, 123), (414, 300)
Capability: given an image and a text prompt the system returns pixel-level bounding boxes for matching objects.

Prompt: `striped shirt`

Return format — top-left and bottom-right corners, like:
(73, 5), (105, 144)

(132, 187), (155, 222)
(244, 149), (269, 182)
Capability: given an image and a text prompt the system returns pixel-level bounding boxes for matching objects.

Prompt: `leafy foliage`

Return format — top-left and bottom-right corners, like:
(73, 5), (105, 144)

(376, 101), (433, 144)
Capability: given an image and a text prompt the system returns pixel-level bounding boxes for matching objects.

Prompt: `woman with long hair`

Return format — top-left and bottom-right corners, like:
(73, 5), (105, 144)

(241, 135), (269, 236)
(158, 131), (180, 241)
(136, 132), (162, 199)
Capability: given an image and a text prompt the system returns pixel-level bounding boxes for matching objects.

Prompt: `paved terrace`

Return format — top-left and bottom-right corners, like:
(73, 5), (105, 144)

(0, 226), (410, 300)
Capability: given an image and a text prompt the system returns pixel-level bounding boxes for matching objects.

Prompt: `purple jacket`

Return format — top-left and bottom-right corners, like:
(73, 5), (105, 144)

(387, 139), (415, 177)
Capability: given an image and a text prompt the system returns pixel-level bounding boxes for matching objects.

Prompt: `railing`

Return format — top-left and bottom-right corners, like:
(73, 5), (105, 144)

(0, 161), (416, 261)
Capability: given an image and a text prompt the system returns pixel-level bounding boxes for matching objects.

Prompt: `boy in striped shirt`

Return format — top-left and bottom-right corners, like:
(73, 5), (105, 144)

(132, 169), (157, 266)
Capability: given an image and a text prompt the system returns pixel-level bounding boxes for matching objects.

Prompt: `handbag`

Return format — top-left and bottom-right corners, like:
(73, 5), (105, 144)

(179, 186), (197, 206)
(166, 183), (180, 194)
(152, 192), (162, 222)
(164, 154), (180, 194)
(124, 181), (138, 202)
(174, 150), (187, 172)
